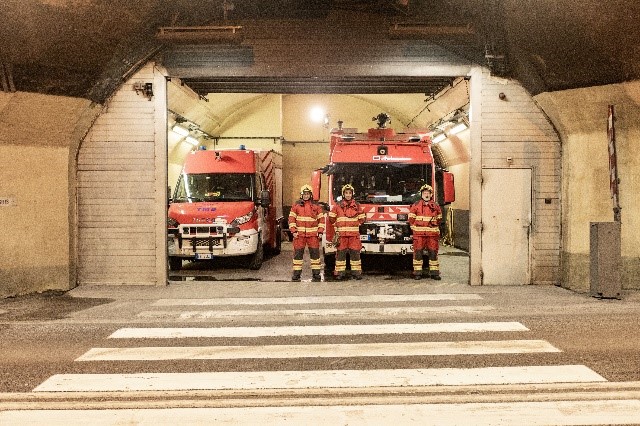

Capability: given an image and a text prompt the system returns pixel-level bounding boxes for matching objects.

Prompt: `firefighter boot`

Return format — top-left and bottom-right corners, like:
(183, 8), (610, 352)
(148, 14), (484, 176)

(311, 271), (321, 282)
(428, 250), (441, 280)
(291, 270), (301, 282)
(353, 272), (363, 280)
(412, 271), (422, 280)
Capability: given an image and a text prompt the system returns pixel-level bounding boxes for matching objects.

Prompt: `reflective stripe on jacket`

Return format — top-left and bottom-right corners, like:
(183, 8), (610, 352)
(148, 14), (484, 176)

(328, 199), (365, 237)
(408, 199), (442, 236)
(288, 200), (325, 236)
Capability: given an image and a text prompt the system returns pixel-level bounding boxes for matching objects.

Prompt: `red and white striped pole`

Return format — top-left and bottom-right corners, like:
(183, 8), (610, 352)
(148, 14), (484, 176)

(607, 105), (621, 222)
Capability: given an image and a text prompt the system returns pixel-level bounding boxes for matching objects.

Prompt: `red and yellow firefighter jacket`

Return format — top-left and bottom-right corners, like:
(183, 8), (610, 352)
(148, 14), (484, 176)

(288, 199), (325, 236)
(409, 199), (442, 237)
(328, 199), (365, 237)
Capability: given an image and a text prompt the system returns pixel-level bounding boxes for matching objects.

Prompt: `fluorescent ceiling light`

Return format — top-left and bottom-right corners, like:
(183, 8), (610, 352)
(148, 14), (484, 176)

(172, 125), (190, 136)
(432, 133), (447, 144)
(449, 122), (468, 135)
(185, 136), (199, 146)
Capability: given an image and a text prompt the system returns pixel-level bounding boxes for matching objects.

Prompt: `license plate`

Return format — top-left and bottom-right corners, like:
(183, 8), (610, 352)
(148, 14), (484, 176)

(360, 235), (370, 241)
(195, 253), (213, 260)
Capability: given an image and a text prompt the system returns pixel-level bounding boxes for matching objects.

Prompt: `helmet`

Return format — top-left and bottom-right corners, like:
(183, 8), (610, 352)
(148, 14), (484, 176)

(300, 184), (313, 198)
(419, 184), (433, 193)
(341, 184), (355, 196)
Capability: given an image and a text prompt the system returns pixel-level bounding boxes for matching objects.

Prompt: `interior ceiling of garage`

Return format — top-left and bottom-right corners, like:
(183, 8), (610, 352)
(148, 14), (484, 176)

(1, 0), (639, 100)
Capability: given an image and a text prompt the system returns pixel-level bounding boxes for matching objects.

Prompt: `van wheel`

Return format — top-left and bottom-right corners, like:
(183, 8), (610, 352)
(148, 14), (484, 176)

(248, 236), (264, 270)
(169, 256), (182, 271)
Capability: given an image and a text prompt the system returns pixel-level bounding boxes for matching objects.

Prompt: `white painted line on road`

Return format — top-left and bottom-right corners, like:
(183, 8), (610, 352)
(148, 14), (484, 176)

(153, 294), (483, 306)
(33, 365), (606, 392)
(76, 340), (559, 361)
(109, 322), (529, 339)
(138, 305), (495, 319)
(7, 400), (640, 425)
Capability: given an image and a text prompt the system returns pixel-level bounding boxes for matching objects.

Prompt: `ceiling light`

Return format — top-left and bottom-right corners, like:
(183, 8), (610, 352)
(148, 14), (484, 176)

(449, 122), (468, 135)
(172, 125), (190, 136)
(185, 136), (199, 146)
(432, 133), (446, 144)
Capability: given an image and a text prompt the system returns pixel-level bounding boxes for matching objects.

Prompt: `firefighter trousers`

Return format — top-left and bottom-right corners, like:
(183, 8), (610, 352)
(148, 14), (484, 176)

(335, 236), (362, 277)
(412, 235), (440, 277)
(292, 236), (321, 277)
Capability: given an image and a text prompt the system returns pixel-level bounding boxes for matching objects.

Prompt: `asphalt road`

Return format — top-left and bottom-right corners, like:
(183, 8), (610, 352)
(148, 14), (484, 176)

(1, 243), (640, 423)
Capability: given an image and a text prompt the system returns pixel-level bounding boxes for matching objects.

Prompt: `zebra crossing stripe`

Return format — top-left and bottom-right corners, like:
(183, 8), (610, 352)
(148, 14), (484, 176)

(109, 322), (529, 339)
(153, 294), (483, 306)
(138, 305), (494, 319)
(7, 400), (640, 425)
(75, 340), (559, 361)
(33, 365), (605, 392)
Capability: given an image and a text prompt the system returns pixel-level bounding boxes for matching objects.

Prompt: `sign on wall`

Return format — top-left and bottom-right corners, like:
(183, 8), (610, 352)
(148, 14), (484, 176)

(0, 197), (16, 207)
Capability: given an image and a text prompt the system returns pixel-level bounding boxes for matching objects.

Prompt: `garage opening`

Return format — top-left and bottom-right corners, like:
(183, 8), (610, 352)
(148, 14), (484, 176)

(165, 76), (471, 283)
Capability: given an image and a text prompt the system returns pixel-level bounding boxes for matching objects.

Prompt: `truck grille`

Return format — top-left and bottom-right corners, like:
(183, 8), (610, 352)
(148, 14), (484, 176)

(193, 238), (221, 247)
(182, 226), (224, 235)
(178, 235), (224, 250)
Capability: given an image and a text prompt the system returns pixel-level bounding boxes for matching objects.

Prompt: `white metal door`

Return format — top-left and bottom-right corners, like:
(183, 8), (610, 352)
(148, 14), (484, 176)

(481, 168), (532, 285)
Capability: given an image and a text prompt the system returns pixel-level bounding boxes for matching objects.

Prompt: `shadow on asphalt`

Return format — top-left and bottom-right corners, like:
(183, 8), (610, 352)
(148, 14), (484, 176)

(0, 291), (113, 321)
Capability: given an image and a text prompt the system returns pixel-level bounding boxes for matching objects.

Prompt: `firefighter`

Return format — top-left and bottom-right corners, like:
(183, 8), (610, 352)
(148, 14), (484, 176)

(408, 184), (443, 280)
(288, 184), (325, 282)
(328, 184), (366, 280)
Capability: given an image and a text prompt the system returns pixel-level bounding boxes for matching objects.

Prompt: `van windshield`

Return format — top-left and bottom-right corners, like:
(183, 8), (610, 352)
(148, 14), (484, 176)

(330, 163), (431, 205)
(173, 173), (254, 202)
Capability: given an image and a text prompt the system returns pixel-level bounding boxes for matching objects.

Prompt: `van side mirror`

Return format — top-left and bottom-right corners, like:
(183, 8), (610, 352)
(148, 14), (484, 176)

(260, 190), (271, 207)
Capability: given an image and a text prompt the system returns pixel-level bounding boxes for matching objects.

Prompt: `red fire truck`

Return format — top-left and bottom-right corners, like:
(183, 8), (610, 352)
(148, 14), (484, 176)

(168, 147), (283, 271)
(312, 114), (455, 272)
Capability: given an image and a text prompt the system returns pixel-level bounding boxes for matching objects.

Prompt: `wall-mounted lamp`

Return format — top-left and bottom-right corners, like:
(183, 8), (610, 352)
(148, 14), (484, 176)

(449, 122), (468, 135)
(310, 106), (326, 123)
(185, 136), (199, 146)
(133, 82), (153, 101)
(172, 125), (190, 136)
(432, 133), (447, 144)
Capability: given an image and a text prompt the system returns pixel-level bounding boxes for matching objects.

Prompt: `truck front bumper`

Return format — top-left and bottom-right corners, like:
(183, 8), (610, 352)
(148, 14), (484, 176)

(168, 227), (259, 258)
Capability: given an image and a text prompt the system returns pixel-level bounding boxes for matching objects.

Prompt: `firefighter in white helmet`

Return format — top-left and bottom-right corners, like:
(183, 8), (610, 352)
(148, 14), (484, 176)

(408, 183), (443, 280)
(328, 184), (366, 280)
(288, 184), (325, 282)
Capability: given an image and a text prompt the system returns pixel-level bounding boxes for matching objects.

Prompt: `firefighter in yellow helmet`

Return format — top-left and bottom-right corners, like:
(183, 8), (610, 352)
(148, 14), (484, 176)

(288, 184), (325, 282)
(328, 184), (366, 280)
(408, 184), (443, 280)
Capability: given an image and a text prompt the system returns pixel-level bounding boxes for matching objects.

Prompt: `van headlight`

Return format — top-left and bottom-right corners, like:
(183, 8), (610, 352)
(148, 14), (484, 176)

(233, 210), (254, 225)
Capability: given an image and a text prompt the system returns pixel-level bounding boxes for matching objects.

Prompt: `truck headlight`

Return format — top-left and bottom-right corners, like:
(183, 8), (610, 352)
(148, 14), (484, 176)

(233, 210), (254, 225)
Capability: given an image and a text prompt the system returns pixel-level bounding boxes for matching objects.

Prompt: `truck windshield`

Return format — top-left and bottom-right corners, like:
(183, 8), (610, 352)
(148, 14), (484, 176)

(330, 163), (431, 205)
(173, 173), (254, 202)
